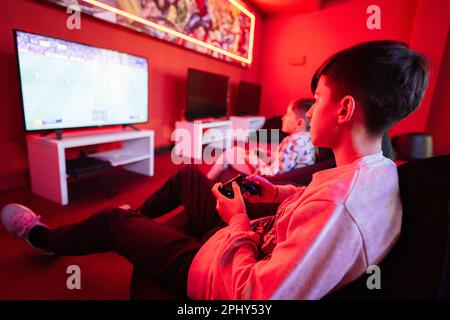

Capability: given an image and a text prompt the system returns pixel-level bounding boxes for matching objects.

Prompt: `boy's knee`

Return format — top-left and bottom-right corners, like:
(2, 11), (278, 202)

(92, 207), (129, 223)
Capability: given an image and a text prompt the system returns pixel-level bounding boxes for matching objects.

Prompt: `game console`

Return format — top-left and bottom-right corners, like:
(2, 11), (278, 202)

(218, 174), (262, 199)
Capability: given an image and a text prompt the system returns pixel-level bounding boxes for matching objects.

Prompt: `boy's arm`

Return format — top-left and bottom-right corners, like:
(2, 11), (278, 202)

(259, 134), (315, 176)
(258, 138), (294, 176)
(255, 146), (272, 158)
(244, 175), (304, 204)
(207, 200), (362, 299)
(274, 184), (302, 202)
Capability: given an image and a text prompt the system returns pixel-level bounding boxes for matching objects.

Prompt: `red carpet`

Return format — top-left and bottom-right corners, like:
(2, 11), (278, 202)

(0, 152), (208, 299)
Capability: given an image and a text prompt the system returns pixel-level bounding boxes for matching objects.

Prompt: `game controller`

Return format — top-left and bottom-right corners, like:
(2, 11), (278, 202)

(218, 174), (262, 199)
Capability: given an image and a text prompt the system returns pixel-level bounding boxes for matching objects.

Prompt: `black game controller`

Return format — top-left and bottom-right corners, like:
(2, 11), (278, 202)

(218, 174), (262, 199)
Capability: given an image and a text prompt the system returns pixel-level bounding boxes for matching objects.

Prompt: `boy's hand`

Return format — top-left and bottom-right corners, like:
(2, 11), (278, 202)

(243, 174), (278, 203)
(211, 182), (247, 224)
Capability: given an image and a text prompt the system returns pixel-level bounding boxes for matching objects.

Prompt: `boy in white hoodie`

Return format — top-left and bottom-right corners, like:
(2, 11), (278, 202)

(2, 41), (429, 299)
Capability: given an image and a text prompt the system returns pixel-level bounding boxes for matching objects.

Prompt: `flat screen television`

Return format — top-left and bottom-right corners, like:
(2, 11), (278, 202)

(235, 81), (262, 115)
(14, 30), (149, 132)
(186, 68), (229, 121)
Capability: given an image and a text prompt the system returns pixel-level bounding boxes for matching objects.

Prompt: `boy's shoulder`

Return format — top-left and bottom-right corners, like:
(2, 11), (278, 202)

(282, 131), (312, 145)
(289, 131), (311, 140)
(302, 153), (397, 204)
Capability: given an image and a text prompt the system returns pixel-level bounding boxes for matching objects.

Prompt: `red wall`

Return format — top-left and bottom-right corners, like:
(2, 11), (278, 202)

(394, 0), (449, 137)
(259, 0), (449, 140)
(1, 0), (448, 191)
(427, 31), (450, 156)
(0, 0), (264, 190)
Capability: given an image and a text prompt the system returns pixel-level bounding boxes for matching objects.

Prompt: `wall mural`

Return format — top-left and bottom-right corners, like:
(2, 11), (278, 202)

(43, 0), (255, 66)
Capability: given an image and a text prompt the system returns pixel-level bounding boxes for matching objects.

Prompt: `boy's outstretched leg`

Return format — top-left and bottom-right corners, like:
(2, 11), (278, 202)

(139, 164), (281, 236)
(1, 204), (54, 255)
(1, 204), (201, 295)
(138, 164), (225, 235)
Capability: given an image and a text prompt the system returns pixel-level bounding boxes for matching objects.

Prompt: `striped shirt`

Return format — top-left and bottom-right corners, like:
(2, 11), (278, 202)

(252, 131), (316, 176)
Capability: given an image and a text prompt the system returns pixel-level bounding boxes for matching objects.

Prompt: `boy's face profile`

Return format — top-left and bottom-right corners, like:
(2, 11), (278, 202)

(281, 104), (303, 134)
(307, 76), (341, 148)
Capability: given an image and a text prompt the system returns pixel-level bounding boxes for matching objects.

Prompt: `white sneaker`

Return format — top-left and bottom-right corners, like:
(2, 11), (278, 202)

(118, 204), (132, 210)
(1, 204), (54, 255)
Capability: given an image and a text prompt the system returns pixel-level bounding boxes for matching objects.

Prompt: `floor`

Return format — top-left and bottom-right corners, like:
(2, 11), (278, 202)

(0, 151), (209, 299)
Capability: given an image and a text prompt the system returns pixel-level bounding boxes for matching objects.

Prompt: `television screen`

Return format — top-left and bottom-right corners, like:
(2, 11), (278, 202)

(14, 30), (149, 131)
(186, 68), (228, 121)
(236, 81), (262, 115)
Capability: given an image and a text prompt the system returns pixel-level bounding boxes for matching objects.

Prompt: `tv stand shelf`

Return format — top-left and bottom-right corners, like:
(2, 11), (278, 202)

(26, 129), (154, 205)
(88, 149), (152, 167)
(174, 120), (232, 160)
(230, 116), (266, 142)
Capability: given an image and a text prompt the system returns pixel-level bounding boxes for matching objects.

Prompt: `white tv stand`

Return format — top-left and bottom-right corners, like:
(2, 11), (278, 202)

(173, 119), (232, 160)
(26, 129), (154, 205)
(230, 115), (266, 141)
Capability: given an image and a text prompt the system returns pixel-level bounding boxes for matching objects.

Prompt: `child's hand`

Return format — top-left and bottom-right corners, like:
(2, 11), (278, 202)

(211, 182), (247, 224)
(243, 174), (278, 203)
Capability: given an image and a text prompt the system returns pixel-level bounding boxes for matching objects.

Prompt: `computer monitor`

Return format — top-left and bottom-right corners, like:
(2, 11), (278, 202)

(14, 30), (149, 132)
(236, 81), (262, 115)
(186, 68), (229, 121)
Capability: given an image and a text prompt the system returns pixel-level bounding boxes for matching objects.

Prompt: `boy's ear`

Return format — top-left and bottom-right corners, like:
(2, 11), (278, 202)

(337, 95), (356, 124)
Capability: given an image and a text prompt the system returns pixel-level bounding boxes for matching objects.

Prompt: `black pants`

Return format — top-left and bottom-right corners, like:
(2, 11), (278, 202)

(32, 165), (279, 295)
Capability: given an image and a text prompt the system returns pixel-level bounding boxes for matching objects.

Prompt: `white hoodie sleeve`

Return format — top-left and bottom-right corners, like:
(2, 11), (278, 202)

(198, 200), (365, 300)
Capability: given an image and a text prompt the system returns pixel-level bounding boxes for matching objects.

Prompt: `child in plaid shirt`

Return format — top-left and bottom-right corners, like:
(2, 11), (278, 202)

(207, 99), (316, 180)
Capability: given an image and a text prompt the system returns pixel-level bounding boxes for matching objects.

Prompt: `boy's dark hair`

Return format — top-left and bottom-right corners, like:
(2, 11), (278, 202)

(311, 40), (429, 135)
(291, 98), (314, 130)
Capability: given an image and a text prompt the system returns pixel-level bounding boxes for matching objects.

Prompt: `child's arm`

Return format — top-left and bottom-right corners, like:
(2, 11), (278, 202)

(243, 175), (303, 203)
(257, 138), (293, 176)
(259, 133), (315, 176)
(201, 200), (360, 299)
(275, 184), (300, 202)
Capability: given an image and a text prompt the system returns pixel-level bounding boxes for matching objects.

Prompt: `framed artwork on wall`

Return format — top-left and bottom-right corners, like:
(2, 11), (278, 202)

(42, 0), (255, 66)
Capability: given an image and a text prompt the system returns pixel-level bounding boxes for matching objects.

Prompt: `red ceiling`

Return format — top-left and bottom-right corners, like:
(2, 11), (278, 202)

(247, 0), (323, 15)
